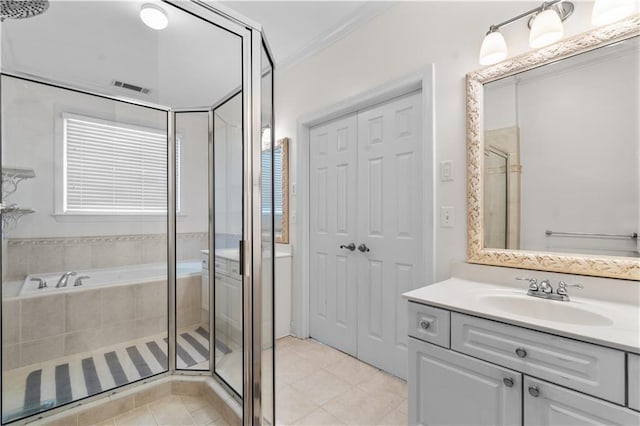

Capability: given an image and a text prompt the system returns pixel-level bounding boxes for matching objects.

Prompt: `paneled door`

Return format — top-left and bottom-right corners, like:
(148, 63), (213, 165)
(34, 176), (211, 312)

(309, 114), (359, 356)
(356, 92), (423, 379)
(309, 91), (424, 378)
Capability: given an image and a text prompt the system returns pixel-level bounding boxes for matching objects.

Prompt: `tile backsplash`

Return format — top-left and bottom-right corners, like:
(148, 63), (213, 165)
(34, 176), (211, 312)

(4, 232), (222, 281)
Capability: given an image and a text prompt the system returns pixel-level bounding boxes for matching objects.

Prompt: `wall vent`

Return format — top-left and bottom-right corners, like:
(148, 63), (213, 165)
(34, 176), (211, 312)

(112, 80), (150, 94)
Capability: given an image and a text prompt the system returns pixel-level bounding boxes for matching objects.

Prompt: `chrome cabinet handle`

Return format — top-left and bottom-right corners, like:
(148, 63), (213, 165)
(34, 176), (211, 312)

(515, 347), (527, 358)
(357, 243), (370, 253)
(503, 377), (514, 388)
(528, 386), (540, 397)
(340, 243), (356, 251)
(419, 320), (430, 330)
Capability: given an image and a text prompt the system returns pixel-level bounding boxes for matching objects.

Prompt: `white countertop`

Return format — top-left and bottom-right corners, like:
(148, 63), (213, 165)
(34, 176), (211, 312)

(201, 249), (292, 262)
(404, 277), (640, 354)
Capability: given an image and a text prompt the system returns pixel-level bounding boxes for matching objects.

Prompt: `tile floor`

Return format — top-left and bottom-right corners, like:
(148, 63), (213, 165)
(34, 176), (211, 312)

(96, 394), (228, 426)
(275, 336), (408, 425)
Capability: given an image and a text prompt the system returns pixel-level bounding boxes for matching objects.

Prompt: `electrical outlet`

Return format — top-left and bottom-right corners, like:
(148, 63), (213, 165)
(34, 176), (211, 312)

(440, 161), (454, 182)
(291, 183), (297, 195)
(441, 206), (455, 228)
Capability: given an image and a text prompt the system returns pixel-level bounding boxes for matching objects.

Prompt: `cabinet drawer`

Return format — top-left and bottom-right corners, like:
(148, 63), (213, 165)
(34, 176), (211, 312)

(629, 353), (640, 411)
(408, 302), (450, 348)
(214, 257), (227, 273)
(227, 260), (240, 276)
(451, 312), (625, 404)
(524, 376), (639, 425)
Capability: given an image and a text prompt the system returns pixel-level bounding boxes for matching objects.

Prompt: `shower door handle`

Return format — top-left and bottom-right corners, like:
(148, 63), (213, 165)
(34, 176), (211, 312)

(357, 243), (370, 253)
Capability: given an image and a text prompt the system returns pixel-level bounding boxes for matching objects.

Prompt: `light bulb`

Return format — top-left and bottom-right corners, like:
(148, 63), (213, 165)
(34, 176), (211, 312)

(140, 3), (168, 30)
(529, 8), (564, 48)
(479, 30), (508, 65)
(592, 0), (637, 26)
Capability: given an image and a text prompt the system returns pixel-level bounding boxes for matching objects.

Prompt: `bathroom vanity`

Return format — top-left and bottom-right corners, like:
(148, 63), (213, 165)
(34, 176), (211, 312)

(404, 265), (640, 425)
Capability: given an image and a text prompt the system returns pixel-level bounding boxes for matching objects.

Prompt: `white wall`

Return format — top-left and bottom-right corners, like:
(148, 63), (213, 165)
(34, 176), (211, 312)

(275, 1), (600, 282)
(2, 76), (209, 238)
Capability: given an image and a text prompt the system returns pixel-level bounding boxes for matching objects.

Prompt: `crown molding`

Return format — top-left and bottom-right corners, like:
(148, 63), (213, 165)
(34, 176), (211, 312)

(276, 2), (394, 72)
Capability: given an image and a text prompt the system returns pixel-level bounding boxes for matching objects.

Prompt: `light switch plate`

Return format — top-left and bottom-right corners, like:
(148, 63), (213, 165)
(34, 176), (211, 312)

(440, 161), (454, 182)
(441, 206), (455, 228)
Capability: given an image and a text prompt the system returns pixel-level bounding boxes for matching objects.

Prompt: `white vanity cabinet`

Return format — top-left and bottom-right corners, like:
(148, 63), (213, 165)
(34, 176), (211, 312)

(407, 302), (640, 426)
(524, 376), (640, 425)
(409, 337), (521, 425)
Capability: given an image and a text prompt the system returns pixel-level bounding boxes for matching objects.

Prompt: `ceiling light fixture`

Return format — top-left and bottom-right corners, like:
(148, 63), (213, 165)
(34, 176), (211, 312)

(140, 3), (168, 30)
(478, 1), (574, 66)
(592, 0), (637, 26)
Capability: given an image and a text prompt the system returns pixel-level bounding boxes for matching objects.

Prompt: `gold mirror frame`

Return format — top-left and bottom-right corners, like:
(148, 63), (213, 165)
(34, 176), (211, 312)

(466, 16), (640, 281)
(275, 137), (289, 244)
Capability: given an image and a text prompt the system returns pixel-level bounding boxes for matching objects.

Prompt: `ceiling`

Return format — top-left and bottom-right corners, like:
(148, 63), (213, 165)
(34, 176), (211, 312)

(1, 1), (382, 108)
(220, 1), (380, 65)
(1, 1), (241, 109)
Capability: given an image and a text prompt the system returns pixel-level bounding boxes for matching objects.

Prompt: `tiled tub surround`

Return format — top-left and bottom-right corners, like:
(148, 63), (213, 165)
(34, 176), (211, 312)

(3, 232), (243, 282)
(2, 275), (202, 370)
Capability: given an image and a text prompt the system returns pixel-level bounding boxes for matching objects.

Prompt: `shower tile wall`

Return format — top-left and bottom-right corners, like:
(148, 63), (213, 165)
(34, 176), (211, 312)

(4, 233), (213, 280)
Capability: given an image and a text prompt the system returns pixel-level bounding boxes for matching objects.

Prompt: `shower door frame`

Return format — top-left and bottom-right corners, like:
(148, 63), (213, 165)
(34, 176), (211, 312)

(0, 1), (275, 424)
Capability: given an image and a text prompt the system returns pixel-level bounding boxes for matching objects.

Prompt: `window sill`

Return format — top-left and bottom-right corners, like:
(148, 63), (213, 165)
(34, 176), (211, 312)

(52, 213), (187, 223)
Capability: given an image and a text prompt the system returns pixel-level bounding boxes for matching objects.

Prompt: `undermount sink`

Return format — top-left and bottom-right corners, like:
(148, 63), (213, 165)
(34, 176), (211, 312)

(479, 294), (614, 326)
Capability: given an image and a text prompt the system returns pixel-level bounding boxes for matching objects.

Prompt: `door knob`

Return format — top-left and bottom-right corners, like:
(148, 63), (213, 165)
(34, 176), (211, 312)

(503, 377), (514, 388)
(515, 347), (527, 358)
(340, 243), (356, 251)
(357, 243), (370, 253)
(528, 386), (540, 397)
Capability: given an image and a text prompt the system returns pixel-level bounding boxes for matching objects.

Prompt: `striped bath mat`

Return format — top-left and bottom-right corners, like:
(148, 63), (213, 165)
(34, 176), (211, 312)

(3, 326), (230, 422)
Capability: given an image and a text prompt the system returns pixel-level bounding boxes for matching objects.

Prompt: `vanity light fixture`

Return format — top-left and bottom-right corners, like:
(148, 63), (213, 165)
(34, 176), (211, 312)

(592, 0), (637, 26)
(529, 6), (565, 48)
(479, 27), (508, 66)
(140, 3), (168, 30)
(478, 0), (574, 66)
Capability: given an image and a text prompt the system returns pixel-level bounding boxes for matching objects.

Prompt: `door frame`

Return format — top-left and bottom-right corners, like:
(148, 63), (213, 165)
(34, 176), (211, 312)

(292, 67), (436, 339)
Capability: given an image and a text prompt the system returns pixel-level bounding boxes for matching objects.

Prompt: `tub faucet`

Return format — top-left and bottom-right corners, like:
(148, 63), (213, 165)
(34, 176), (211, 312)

(56, 271), (77, 288)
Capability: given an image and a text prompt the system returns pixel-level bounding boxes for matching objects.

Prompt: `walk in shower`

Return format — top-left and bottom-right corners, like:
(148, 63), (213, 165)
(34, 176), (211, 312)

(0, 1), (274, 424)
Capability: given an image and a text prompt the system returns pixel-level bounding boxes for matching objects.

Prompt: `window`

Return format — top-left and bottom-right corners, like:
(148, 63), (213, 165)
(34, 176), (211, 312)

(261, 149), (282, 216)
(62, 114), (178, 214)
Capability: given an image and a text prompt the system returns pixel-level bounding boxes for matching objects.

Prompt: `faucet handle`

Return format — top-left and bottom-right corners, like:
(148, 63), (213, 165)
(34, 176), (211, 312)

(74, 276), (90, 287)
(516, 277), (538, 291)
(557, 281), (583, 296)
(30, 277), (48, 289)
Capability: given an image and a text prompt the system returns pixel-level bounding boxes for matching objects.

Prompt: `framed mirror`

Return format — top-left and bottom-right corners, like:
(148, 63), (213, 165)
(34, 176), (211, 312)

(265, 137), (289, 244)
(466, 16), (639, 280)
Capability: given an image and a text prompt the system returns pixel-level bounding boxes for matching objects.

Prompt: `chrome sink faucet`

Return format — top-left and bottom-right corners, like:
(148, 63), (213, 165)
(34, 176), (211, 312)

(56, 271), (77, 288)
(516, 277), (582, 302)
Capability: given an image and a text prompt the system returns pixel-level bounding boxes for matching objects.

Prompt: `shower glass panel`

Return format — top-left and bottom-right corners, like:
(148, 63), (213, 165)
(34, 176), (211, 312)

(261, 42), (276, 426)
(1, 1), (274, 422)
(0, 74), (169, 423)
(484, 148), (509, 249)
(213, 93), (244, 395)
(174, 111), (212, 371)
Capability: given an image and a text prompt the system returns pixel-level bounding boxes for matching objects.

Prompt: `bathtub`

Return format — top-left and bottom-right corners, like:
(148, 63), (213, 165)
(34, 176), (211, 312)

(20, 261), (202, 296)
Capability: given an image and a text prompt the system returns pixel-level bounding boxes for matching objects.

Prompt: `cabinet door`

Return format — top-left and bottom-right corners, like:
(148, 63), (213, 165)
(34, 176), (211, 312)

(409, 337), (521, 426)
(524, 376), (640, 425)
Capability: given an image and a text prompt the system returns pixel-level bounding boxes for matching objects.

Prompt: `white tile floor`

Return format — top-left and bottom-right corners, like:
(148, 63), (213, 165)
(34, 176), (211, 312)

(275, 336), (408, 425)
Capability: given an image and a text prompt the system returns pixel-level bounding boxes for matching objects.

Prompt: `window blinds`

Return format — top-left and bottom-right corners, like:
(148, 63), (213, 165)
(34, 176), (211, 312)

(261, 149), (282, 215)
(64, 116), (174, 214)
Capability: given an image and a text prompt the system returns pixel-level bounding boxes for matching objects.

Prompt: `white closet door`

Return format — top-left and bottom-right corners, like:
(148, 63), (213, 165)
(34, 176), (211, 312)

(356, 91), (424, 379)
(309, 114), (358, 356)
